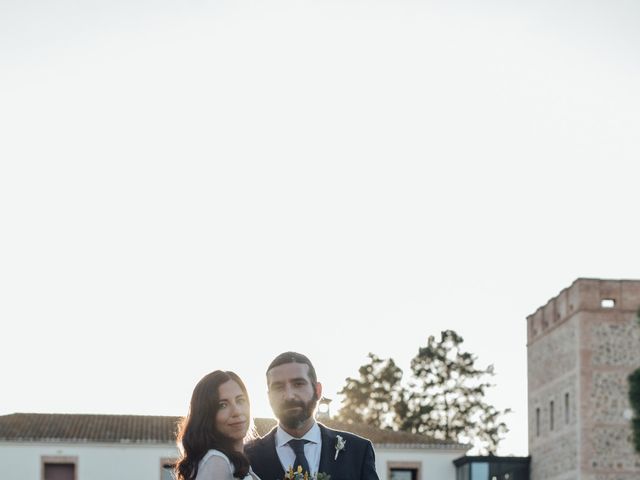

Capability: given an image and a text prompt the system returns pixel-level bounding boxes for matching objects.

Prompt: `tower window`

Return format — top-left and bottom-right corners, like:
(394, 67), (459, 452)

(601, 298), (615, 308)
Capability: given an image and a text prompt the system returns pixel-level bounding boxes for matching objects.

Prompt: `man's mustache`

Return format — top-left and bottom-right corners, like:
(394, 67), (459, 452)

(280, 400), (306, 410)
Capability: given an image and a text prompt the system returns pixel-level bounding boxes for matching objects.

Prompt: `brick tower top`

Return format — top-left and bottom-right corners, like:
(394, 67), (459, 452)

(527, 278), (640, 345)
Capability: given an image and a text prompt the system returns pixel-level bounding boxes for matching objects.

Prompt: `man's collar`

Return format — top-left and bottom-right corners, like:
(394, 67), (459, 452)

(275, 421), (321, 447)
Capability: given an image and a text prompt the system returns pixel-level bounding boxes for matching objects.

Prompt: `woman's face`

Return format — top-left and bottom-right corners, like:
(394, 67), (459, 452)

(215, 379), (250, 442)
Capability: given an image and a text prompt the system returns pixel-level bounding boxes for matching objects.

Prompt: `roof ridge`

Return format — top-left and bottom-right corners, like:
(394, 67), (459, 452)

(1, 413), (467, 449)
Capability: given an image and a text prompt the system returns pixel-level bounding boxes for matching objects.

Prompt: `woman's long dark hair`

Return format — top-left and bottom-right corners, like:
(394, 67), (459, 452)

(175, 370), (252, 480)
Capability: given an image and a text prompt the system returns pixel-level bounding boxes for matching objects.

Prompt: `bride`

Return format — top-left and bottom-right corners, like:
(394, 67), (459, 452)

(175, 370), (261, 480)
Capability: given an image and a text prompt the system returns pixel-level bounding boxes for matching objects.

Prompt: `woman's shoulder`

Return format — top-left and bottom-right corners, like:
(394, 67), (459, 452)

(197, 449), (259, 480)
(196, 450), (233, 479)
(200, 449), (231, 464)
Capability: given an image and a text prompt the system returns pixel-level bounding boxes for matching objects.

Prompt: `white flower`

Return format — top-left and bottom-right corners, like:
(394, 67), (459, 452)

(334, 435), (346, 460)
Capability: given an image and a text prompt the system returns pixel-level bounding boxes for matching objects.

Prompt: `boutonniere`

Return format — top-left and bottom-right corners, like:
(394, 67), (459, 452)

(283, 466), (331, 480)
(334, 435), (346, 460)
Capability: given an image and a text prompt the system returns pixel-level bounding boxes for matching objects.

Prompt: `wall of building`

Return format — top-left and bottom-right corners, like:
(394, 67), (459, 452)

(528, 311), (579, 480)
(0, 440), (466, 480)
(579, 304), (640, 480)
(0, 441), (178, 480)
(374, 446), (467, 480)
(527, 278), (640, 480)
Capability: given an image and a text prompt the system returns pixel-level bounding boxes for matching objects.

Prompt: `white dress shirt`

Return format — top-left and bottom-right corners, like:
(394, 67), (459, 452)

(274, 422), (322, 475)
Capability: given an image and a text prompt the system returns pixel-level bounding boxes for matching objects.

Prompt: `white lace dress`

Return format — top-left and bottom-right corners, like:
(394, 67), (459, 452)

(196, 449), (261, 480)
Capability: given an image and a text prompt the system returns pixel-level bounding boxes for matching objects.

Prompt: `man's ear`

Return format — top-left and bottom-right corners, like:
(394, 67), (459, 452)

(315, 382), (323, 399)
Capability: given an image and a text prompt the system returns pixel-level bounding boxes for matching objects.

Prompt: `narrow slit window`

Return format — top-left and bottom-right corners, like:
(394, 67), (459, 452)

(550, 401), (554, 431)
(536, 408), (540, 437)
(565, 393), (570, 424)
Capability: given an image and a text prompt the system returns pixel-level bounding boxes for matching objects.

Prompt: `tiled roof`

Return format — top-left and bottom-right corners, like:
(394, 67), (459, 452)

(0, 413), (180, 444)
(254, 418), (465, 449)
(0, 413), (466, 450)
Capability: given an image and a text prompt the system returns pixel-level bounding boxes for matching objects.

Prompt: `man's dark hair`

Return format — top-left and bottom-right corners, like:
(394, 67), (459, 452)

(266, 351), (318, 386)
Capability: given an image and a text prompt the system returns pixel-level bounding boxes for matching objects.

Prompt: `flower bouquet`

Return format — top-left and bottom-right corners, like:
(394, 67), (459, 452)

(283, 466), (331, 480)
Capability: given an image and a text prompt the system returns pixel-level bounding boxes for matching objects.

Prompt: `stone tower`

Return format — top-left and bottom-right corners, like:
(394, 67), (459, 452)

(527, 278), (640, 480)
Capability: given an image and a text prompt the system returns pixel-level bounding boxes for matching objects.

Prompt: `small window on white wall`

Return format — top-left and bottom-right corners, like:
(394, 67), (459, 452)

(390, 469), (417, 480)
(42, 456), (77, 480)
(44, 464), (75, 480)
(388, 462), (420, 480)
(161, 458), (177, 480)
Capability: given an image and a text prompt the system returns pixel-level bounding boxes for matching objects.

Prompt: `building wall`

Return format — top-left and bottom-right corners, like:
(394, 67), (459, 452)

(374, 446), (467, 480)
(528, 310), (579, 480)
(0, 441), (178, 480)
(527, 279), (640, 480)
(0, 440), (466, 480)
(579, 304), (640, 480)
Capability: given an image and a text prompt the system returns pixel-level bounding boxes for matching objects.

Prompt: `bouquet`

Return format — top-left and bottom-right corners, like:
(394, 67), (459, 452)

(283, 466), (331, 480)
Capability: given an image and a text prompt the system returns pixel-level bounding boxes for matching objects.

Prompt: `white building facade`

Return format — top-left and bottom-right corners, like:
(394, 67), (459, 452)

(0, 441), (177, 480)
(0, 413), (468, 480)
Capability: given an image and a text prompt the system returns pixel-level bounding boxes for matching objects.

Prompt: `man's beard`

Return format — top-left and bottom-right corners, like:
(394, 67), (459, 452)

(276, 393), (319, 430)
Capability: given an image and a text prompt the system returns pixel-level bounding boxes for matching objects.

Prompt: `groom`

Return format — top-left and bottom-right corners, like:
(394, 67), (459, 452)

(246, 352), (380, 480)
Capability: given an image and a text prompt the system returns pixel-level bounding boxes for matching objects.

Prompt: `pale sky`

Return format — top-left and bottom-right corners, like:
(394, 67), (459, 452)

(1, 0), (640, 456)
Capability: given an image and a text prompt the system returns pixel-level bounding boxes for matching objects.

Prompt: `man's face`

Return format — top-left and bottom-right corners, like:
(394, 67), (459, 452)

(267, 362), (321, 430)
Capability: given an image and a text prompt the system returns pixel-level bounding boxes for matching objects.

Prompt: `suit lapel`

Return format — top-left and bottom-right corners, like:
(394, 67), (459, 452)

(318, 424), (338, 476)
(258, 428), (286, 480)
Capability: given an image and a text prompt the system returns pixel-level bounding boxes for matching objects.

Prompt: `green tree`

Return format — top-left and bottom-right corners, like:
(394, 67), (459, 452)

(337, 330), (510, 454)
(402, 330), (510, 454)
(629, 308), (640, 453)
(335, 353), (406, 429)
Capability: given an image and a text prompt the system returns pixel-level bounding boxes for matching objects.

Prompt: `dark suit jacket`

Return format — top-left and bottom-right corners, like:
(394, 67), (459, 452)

(246, 423), (379, 480)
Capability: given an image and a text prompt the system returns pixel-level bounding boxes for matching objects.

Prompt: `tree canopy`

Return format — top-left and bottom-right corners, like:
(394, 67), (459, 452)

(336, 353), (404, 430)
(336, 330), (510, 454)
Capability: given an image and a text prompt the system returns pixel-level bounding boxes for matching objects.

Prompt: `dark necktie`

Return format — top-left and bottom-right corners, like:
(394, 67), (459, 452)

(287, 439), (310, 474)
